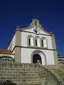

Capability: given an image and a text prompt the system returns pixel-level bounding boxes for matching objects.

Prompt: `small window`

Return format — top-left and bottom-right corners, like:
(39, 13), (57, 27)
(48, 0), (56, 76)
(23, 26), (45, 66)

(43, 38), (47, 48)
(28, 36), (34, 46)
(41, 40), (43, 47)
(28, 38), (30, 46)
(41, 38), (47, 48)
(35, 39), (37, 46)
(34, 37), (40, 47)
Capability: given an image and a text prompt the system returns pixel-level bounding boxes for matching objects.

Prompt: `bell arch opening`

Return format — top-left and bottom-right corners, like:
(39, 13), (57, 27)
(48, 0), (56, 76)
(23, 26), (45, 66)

(33, 54), (42, 64)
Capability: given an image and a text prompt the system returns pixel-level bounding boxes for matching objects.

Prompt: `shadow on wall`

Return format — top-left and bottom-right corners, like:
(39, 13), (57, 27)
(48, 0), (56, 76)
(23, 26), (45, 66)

(0, 80), (17, 85)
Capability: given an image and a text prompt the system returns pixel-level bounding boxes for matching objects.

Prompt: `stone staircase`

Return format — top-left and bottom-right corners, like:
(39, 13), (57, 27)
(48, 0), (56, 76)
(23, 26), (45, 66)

(0, 63), (63, 85)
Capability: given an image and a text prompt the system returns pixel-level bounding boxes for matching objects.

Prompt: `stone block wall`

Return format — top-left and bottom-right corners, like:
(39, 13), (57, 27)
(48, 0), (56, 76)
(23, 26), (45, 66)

(0, 63), (59, 85)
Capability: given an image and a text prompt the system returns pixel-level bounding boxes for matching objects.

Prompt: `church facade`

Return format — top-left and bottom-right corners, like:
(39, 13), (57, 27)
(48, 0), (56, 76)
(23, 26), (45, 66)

(0, 19), (64, 85)
(7, 19), (58, 66)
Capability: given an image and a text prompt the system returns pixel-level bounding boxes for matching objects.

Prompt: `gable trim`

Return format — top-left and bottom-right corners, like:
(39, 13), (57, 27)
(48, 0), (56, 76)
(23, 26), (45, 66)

(21, 30), (54, 37)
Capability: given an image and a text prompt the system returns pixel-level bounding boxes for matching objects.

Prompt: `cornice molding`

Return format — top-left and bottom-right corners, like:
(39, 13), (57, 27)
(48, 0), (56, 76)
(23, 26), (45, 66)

(12, 45), (57, 53)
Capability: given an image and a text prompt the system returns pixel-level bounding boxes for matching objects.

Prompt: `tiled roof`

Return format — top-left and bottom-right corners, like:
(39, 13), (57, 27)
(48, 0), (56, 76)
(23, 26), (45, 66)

(0, 49), (12, 54)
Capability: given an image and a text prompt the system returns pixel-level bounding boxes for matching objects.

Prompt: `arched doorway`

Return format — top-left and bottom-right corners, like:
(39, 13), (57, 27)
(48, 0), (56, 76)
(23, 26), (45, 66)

(33, 54), (42, 64)
(31, 50), (46, 65)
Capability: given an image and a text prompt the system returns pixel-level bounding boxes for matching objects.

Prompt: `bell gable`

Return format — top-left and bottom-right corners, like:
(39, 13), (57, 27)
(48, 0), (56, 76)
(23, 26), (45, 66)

(21, 19), (50, 35)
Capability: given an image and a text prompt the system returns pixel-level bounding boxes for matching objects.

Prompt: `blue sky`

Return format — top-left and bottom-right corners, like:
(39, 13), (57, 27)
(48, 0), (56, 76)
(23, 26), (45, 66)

(0, 0), (64, 56)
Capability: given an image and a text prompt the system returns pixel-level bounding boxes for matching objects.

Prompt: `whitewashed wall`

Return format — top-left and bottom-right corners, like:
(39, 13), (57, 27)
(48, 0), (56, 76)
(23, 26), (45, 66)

(21, 48), (55, 65)
(21, 32), (53, 49)
(20, 28), (56, 65)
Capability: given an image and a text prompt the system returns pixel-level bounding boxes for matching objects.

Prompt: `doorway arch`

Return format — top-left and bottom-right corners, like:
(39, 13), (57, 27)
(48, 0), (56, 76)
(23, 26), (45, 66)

(31, 50), (47, 65)
(33, 54), (42, 64)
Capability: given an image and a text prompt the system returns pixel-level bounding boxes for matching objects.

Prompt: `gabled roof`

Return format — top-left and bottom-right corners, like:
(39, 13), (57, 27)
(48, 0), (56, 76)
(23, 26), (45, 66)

(16, 18), (50, 34)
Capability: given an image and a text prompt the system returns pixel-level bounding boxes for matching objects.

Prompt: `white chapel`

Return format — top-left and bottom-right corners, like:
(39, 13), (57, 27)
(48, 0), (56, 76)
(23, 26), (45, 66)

(0, 19), (58, 66)
(0, 19), (64, 85)
(7, 18), (58, 65)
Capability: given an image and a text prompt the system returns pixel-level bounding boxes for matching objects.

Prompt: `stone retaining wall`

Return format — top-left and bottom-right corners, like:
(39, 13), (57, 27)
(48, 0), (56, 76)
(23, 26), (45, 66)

(0, 63), (60, 85)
